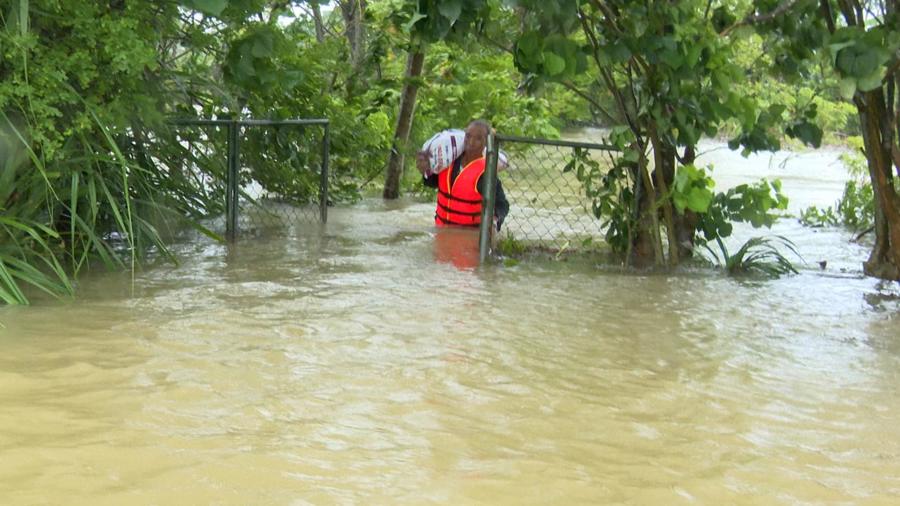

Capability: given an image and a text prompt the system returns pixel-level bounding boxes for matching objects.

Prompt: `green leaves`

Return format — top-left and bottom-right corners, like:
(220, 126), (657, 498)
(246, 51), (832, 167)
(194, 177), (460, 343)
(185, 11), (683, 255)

(437, 0), (463, 25)
(182, 0), (229, 17)
(543, 52), (566, 76)
(180, 0), (272, 21)
(785, 102), (823, 148)
(0, 215), (75, 305)
(400, 0), (489, 43)
(673, 164), (714, 214)
(711, 6), (736, 34)
(224, 25), (304, 92)
(835, 42), (886, 79)
(786, 120), (823, 148)
(514, 32), (582, 80)
(605, 42), (632, 65)
(708, 235), (801, 278)
(6, 0), (29, 37)
(515, 31), (542, 70)
(727, 179), (788, 228)
(829, 27), (897, 95)
(506, 0), (580, 34)
(694, 177), (789, 255)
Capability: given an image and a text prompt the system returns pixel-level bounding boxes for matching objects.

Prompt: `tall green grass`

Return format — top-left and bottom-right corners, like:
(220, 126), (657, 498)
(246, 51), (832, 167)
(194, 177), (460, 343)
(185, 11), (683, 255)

(0, 0), (233, 305)
(2, 112), (159, 303)
(705, 235), (802, 278)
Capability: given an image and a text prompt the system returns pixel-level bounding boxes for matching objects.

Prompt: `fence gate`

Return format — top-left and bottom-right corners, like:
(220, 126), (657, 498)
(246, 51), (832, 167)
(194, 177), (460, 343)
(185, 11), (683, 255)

(170, 118), (329, 241)
(479, 133), (620, 263)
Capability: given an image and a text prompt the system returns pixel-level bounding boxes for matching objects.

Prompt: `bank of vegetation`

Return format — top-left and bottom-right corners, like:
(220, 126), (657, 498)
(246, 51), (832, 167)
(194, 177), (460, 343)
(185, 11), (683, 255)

(1, 0), (898, 304)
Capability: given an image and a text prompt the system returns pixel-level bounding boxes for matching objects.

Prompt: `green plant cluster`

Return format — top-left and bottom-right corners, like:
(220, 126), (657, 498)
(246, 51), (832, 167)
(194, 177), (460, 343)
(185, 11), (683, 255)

(800, 146), (876, 232)
(2, 1), (186, 304)
(706, 235), (801, 278)
(506, 0), (823, 270)
(416, 43), (560, 141)
(1, 0), (572, 304)
(697, 178), (789, 241)
(563, 139), (790, 269)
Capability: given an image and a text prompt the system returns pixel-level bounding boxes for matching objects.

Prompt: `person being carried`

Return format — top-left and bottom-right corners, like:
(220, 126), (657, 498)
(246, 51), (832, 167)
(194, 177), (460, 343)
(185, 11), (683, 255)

(416, 119), (509, 232)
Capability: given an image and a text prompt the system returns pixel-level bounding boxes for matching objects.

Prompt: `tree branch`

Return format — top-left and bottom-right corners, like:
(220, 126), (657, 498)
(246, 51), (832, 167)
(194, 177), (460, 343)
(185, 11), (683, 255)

(836, 0), (858, 26)
(478, 33), (514, 55)
(561, 80), (618, 125)
(577, 6), (646, 152)
(818, 0), (836, 33)
(721, 0), (801, 36)
(850, 0), (864, 23)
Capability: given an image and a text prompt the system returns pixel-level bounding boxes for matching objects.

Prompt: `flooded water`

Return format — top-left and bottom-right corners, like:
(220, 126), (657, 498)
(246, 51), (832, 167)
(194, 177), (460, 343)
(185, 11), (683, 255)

(2, 139), (900, 504)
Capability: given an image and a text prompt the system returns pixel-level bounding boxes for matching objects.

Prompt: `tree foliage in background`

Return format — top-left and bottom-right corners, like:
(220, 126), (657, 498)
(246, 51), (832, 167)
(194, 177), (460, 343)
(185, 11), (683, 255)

(510, 0), (809, 268)
(4, 0), (897, 306)
(2, 0), (184, 304)
(748, 0), (900, 280)
(0, 0), (564, 303)
(379, 0), (492, 198)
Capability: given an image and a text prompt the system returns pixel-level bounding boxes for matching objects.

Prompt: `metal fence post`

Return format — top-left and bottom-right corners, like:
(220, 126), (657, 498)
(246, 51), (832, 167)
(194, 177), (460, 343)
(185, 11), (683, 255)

(226, 119), (240, 242)
(479, 132), (499, 264)
(319, 121), (330, 224)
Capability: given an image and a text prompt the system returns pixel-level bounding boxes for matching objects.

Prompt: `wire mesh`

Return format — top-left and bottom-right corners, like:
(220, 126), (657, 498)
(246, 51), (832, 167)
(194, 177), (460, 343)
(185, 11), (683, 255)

(237, 124), (326, 234)
(495, 136), (618, 253)
(170, 120), (328, 239)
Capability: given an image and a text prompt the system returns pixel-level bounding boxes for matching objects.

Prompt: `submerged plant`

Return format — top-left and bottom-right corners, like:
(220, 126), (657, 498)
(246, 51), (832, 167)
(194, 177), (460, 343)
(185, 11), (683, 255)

(799, 204), (839, 227)
(705, 235), (802, 278)
(0, 215), (74, 305)
(799, 143), (876, 233)
(496, 232), (527, 257)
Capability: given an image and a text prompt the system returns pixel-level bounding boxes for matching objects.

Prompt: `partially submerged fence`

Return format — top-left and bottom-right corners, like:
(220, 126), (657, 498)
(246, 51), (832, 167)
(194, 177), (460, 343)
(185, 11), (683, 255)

(479, 133), (620, 262)
(169, 118), (329, 241)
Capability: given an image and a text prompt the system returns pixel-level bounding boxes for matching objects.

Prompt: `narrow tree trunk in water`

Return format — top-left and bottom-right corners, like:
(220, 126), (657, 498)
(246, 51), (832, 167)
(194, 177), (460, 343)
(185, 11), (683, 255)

(383, 47), (425, 200)
(630, 151), (664, 267)
(631, 175), (658, 267)
(857, 89), (900, 280)
(649, 125), (680, 266)
(673, 144), (699, 260)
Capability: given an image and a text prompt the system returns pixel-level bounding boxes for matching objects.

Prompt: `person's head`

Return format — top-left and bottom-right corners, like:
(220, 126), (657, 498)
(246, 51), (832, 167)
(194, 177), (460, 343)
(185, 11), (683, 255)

(463, 120), (490, 159)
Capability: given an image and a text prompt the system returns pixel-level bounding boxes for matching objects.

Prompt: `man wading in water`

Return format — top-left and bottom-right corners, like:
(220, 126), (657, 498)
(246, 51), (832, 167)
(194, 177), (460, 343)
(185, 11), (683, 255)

(416, 119), (509, 232)
(416, 120), (510, 269)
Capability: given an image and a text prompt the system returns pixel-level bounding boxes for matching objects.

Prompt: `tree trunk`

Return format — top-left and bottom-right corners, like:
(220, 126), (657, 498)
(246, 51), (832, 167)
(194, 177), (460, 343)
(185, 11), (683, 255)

(630, 150), (664, 267)
(311, 1), (325, 43)
(383, 47), (425, 200)
(631, 178), (658, 268)
(857, 89), (900, 280)
(339, 0), (367, 92)
(673, 144), (699, 260)
(649, 124), (681, 266)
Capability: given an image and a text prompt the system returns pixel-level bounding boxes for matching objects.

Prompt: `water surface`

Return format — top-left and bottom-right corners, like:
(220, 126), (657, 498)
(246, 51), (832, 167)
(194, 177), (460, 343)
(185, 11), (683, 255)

(1, 144), (899, 504)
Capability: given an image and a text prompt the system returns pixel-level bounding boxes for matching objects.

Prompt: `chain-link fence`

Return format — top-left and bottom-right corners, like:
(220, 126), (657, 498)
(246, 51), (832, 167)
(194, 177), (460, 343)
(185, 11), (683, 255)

(169, 118), (329, 241)
(483, 134), (619, 257)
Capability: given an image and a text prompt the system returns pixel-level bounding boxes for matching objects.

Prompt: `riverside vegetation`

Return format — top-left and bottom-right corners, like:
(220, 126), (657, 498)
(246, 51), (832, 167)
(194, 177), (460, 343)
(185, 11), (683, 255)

(1, 0), (896, 304)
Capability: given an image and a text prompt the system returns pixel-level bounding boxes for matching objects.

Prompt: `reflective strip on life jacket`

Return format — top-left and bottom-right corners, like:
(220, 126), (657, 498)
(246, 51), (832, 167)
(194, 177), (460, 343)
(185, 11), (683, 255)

(435, 157), (485, 227)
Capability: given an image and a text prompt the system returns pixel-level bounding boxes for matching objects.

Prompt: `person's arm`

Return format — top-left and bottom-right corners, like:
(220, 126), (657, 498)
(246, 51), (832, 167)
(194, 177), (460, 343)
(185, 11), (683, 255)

(423, 173), (439, 188)
(417, 150), (439, 188)
(493, 178), (509, 232)
(477, 174), (509, 231)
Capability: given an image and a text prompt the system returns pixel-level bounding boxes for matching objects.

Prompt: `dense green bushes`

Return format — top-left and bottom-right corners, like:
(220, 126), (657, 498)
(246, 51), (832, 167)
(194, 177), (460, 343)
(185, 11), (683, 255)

(0, 1), (564, 303)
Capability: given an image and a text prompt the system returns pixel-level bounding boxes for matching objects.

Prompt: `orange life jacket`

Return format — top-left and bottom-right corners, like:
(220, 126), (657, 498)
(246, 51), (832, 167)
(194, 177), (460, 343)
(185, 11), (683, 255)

(435, 157), (485, 227)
